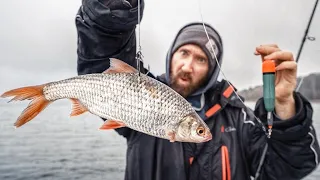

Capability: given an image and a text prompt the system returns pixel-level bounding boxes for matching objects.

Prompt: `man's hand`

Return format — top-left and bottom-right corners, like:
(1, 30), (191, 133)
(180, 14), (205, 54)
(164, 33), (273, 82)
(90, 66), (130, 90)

(255, 44), (297, 120)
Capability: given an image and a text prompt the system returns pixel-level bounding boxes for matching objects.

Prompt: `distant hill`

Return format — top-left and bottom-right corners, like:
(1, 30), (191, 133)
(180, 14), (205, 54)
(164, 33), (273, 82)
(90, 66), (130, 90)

(238, 72), (320, 102)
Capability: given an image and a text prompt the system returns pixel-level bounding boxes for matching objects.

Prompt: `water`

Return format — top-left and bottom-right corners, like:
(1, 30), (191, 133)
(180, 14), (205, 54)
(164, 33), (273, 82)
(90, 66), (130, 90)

(0, 99), (319, 180)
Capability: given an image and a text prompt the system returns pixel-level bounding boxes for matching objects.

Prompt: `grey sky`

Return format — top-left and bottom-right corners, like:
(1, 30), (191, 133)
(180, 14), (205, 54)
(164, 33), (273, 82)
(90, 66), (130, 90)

(0, 0), (319, 93)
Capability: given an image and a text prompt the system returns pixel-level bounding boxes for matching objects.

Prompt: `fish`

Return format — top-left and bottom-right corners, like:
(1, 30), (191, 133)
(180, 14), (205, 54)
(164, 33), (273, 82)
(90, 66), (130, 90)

(0, 58), (212, 143)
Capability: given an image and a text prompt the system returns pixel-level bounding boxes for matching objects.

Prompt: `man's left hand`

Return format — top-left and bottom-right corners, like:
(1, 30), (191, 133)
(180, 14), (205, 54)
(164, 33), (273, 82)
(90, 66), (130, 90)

(255, 44), (297, 120)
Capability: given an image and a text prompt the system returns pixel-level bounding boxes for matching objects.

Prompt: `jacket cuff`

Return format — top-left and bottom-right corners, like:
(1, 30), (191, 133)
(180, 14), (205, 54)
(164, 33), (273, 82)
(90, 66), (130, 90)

(272, 92), (304, 126)
(254, 92), (313, 141)
(82, 0), (144, 31)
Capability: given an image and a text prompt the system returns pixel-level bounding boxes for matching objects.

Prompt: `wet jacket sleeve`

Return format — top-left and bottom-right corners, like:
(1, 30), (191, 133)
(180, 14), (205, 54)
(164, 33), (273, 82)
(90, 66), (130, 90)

(75, 0), (144, 138)
(241, 92), (320, 180)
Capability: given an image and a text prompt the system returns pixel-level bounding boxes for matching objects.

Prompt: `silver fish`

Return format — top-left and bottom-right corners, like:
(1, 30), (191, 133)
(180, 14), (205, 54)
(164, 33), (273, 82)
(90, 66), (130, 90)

(1, 58), (212, 143)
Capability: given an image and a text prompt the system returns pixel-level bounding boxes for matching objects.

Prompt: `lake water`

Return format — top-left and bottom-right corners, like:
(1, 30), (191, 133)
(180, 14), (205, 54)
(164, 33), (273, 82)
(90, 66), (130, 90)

(0, 99), (319, 180)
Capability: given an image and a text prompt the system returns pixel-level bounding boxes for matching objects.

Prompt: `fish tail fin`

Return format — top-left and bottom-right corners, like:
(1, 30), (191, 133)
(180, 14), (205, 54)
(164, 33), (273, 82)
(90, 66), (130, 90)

(1, 84), (51, 128)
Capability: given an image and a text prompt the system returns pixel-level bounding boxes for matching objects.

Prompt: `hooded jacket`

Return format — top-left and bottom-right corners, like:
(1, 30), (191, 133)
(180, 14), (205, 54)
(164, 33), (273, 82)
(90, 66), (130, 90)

(162, 22), (224, 120)
(75, 1), (320, 179)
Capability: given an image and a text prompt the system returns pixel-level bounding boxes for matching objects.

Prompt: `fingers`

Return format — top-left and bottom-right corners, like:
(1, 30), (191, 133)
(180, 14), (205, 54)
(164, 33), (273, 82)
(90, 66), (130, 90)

(264, 44), (279, 48)
(276, 61), (297, 71)
(258, 44), (279, 48)
(254, 44), (295, 65)
(254, 44), (279, 55)
(264, 51), (294, 61)
(255, 46), (281, 56)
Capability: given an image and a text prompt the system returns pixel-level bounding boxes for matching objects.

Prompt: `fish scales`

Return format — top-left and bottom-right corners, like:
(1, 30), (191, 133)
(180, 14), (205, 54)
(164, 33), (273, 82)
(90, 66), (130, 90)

(1, 58), (212, 143)
(43, 73), (194, 138)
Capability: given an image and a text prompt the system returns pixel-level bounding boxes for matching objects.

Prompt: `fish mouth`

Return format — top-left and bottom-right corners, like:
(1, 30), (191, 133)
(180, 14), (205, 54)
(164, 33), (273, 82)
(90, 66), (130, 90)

(204, 133), (212, 142)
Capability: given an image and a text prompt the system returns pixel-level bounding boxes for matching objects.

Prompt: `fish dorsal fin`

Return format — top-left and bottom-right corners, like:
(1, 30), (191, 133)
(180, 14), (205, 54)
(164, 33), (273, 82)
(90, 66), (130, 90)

(99, 119), (126, 130)
(103, 58), (138, 74)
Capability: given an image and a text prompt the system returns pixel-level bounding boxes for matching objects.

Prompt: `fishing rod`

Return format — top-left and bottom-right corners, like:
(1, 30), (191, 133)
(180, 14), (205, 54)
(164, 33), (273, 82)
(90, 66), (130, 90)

(295, 0), (318, 92)
(296, 0), (318, 63)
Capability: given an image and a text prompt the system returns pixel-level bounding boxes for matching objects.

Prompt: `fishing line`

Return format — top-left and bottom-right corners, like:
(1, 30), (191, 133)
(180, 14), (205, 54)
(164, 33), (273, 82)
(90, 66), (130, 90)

(196, 0), (268, 135)
(138, 0), (141, 51)
(196, 2), (270, 179)
(196, 1), (279, 179)
(136, 0), (143, 76)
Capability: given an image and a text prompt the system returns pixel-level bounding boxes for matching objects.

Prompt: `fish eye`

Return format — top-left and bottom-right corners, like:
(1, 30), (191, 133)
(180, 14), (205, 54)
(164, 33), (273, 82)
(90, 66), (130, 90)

(196, 126), (205, 135)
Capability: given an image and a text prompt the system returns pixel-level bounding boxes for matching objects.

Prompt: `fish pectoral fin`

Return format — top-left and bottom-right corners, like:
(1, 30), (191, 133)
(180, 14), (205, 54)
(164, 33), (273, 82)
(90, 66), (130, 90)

(99, 119), (126, 130)
(70, 98), (88, 116)
(103, 58), (138, 74)
(167, 130), (176, 143)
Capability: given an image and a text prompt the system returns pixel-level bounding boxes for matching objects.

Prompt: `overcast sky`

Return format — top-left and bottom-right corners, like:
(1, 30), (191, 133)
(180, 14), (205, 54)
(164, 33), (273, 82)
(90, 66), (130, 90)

(0, 0), (319, 93)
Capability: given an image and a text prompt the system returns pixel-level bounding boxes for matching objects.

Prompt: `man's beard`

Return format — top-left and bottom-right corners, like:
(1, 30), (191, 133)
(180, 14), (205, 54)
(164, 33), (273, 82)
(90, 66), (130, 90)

(169, 70), (207, 98)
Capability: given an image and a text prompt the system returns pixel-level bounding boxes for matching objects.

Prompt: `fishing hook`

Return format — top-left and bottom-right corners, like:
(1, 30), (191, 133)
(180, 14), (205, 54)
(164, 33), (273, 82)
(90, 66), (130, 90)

(136, 50), (144, 76)
(135, 0), (151, 77)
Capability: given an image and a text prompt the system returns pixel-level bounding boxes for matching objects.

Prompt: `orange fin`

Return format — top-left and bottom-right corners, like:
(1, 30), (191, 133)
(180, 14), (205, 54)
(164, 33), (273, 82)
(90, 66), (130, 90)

(0, 84), (51, 128)
(99, 119), (126, 130)
(103, 58), (138, 74)
(70, 98), (88, 116)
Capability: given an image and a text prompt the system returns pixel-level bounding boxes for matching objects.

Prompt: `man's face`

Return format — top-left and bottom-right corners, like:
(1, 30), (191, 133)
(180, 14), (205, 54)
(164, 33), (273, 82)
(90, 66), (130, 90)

(170, 44), (209, 97)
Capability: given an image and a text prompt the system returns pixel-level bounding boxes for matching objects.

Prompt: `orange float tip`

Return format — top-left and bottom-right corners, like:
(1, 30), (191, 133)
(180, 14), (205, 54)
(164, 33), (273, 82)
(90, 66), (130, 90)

(262, 60), (276, 73)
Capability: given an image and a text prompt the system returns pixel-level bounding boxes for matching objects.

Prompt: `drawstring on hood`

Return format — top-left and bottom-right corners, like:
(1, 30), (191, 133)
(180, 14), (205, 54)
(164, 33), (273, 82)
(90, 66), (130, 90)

(160, 22), (224, 113)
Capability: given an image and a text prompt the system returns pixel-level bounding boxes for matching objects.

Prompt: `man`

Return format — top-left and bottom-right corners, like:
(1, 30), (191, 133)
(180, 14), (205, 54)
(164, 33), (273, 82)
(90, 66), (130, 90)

(75, 0), (320, 179)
